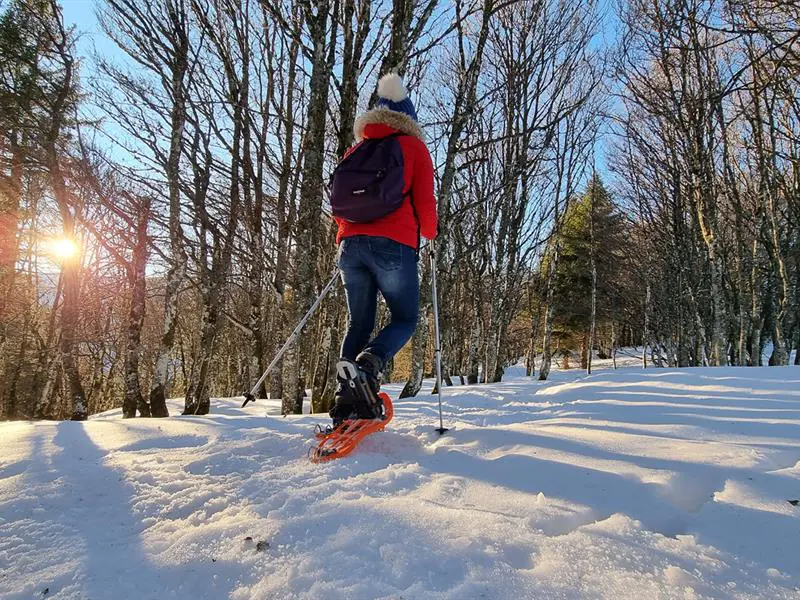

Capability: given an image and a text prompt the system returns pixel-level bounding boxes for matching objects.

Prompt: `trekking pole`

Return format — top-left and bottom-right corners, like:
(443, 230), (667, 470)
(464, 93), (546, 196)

(241, 268), (341, 407)
(430, 241), (448, 434)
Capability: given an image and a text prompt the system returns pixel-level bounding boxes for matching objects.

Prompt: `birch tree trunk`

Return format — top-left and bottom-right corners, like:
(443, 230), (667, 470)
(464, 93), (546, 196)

(466, 296), (481, 385)
(400, 307), (428, 398)
(404, 0), (495, 396)
(183, 2), (247, 415)
(611, 320), (617, 369)
(642, 283), (650, 369)
(242, 16), (268, 399)
(147, 0), (190, 418)
(268, 5), (301, 400)
(526, 300), (541, 377)
(283, 0), (334, 414)
(539, 245), (558, 381)
(123, 200), (151, 418)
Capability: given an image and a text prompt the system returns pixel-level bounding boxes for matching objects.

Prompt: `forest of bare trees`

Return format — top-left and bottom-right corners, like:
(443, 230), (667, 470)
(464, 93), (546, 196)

(1, 0), (798, 421)
(613, 0), (800, 369)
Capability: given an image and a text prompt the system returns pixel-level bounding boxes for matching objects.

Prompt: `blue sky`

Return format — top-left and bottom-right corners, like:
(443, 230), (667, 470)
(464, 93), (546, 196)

(61, 0), (110, 57)
(57, 0), (616, 189)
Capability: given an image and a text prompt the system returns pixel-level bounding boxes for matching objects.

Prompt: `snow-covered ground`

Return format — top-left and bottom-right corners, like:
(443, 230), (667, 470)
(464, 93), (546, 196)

(2, 365), (799, 599)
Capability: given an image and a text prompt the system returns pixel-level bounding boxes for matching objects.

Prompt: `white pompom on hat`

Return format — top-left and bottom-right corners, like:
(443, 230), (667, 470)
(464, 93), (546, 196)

(377, 73), (408, 102)
(375, 73), (418, 121)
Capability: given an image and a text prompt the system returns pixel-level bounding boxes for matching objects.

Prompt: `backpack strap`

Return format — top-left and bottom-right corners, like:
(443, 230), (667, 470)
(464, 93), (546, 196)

(387, 133), (421, 256)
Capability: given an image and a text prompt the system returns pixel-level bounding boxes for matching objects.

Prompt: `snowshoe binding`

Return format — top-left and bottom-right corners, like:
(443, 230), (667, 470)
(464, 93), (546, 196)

(310, 357), (393, 463)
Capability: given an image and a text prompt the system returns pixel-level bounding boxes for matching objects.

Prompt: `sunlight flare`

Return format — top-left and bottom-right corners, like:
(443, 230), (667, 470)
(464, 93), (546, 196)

(49, 237), (79, 261)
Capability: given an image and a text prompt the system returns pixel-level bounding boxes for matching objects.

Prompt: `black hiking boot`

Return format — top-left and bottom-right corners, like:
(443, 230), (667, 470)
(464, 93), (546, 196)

(335, 356), (384, 421)
(355, 351), (383, 396)
(329, 381), (358, 428)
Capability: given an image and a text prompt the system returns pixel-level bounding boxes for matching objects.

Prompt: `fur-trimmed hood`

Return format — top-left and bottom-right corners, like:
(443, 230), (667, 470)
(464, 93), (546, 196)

(354, 108), (424, 142)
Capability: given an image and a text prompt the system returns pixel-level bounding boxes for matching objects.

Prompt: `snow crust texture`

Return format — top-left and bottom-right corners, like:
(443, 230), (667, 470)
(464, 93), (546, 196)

(1, 365), (800, 599)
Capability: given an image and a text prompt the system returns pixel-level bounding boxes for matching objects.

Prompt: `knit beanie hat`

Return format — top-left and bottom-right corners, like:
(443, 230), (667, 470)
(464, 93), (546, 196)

(374, 73), (418, 122)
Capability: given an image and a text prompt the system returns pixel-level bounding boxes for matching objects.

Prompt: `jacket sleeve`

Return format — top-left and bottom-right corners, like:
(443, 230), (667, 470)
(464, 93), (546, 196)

(412, 140), (438, 240)
(333, 216), (345, 245)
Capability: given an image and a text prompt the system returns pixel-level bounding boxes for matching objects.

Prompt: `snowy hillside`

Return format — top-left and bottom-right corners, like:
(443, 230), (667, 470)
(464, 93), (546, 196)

(2, 366), (799, 599)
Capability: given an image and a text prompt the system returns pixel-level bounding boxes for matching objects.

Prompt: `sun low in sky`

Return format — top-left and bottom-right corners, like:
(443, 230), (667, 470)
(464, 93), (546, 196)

(48, 237), (79, 261)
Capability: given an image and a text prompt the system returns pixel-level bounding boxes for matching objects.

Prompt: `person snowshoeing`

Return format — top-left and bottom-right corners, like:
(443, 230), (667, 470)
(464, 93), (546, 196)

(328, 72), (438, 426)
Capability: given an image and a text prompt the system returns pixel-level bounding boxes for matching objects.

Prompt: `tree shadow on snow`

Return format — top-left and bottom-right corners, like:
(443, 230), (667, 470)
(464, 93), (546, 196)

(422, 420), (800, 577)
(1, 422), (256, 600)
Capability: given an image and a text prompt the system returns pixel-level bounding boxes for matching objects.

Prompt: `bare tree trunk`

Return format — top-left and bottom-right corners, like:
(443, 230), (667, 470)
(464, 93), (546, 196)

(242, 46), (267, 399)
(404, 0), (495, 396)
(311, 266), (341, 413)
(588, 261), (597, 375)
(526, 302), (541, 377)
(35, 355), (61, 419)
(58, 253), (87, 421)
(148, 0), (190, 418)
(281, 319), (303, 414)
(539, 245), (558, 381)
(284, 0), (335, 414)
(749, 236), (763, 366)
(183, 4), (247, 415)
(43, 11), (87, 421)
(745, 41), (790, 366)
(400, 308), (428, 398)
(716, 96), (748, 367)
(485, 326), (500, 384)
(580, 333), (588, 371)
(794, 266), (800, 365)
(268, 7), (301, 400)
(184, 295), (222, 416)
(694, 190), (728, 366)
(611, 320), (617, 369)
(123, 201), (150, 418)
(642, 282), (650, 369)
(466, 297), (481, 384)
(336, 0), (371, 157)
(587, 182), (596, 375)
(371, 0), (438, 89)
(0, 137), (23, 309)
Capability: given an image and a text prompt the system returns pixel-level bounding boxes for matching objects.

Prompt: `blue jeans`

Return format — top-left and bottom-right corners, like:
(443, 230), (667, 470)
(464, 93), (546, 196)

(338, 236), (419, 365)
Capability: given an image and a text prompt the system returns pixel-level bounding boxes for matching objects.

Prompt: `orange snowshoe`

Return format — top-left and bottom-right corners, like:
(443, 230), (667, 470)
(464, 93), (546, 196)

(310, 392), (393, 463)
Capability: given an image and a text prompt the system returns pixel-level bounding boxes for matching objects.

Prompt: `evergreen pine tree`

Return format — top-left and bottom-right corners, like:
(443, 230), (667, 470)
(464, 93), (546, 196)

(547, 175), (629, 361)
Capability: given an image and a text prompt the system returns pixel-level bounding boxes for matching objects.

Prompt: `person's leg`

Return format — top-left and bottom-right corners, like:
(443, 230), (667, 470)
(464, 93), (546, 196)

(332, 238), (379, 425)
(362, 237), (420, 366)
(339, 238), (378, 360)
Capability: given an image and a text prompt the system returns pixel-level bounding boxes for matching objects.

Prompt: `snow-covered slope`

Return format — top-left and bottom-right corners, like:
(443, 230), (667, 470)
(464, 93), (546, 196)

(2, 366), (799, 599)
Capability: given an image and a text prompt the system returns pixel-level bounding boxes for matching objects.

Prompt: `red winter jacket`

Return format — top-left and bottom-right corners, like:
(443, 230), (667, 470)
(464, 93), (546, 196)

(334, 109), (438, 250)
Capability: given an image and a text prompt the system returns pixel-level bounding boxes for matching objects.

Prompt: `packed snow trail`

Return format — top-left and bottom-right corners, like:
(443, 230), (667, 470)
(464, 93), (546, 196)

(1, 366), (799, 599)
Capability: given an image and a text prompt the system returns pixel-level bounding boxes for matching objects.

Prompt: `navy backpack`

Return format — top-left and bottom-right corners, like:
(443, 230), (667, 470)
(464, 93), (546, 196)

(330, 134), (409, 223)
